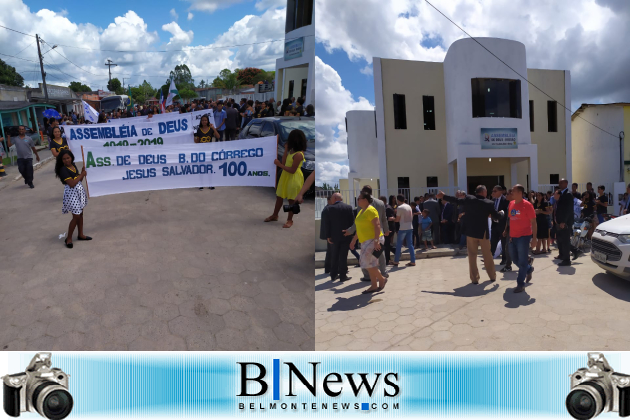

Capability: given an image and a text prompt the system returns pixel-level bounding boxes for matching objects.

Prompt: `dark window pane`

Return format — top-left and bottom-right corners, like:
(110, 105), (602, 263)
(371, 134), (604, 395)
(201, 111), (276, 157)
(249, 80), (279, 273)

(550, 174), (559, 184)
(427, 177), (438, 188)
(471, 78), (522, 118)
(398, 177), (410, 202)
(547, 101), (557, 132)
(248, 123), (262, 137)
(301, 78), (307, 98)
(393, 94), (407, 129)
(288, 80), (294, 99)
(529, 100), (534, 132)
(261, 122), (275, 137)
(423, 96), (435, 130)
(285, 0), (296, 33)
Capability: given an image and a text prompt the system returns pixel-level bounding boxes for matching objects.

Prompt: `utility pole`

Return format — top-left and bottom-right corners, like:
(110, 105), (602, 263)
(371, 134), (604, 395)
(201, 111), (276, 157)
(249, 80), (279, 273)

(105, 59), (117, 82)
(36, 34), (48, 100)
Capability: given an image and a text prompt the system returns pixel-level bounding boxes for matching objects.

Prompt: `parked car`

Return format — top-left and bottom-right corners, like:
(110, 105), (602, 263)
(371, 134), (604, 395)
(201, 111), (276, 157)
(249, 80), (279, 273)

(2, 126), (42, 146)
(239, 116), (315, 190)
(591, 214), (630, 280)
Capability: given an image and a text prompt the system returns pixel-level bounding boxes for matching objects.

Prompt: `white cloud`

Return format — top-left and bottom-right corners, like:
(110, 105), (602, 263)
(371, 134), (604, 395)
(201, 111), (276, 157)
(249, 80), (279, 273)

(317, 161), (350, 186)
(315, 56), (373, 185)
(359, 64), (372, 75)
(162, 22), (194, 48)
(170, 8), (179, 21)
(255, 0), (286, 11)
(184, 0), (247, 13)
(188, 12), (194, 20)
(0, 1), (287, 92)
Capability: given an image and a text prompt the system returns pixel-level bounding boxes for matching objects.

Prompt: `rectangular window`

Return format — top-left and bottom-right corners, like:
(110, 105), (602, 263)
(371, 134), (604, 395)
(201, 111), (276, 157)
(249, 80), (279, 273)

(529, 100), (534, 132)
(423, 96), (435, 130)
(427, 177), (438, 188)
(550, 174), (559, 184)
(285, 0), (313, 33)
(547, 100), (557, 132)
(471, 78), (522, 118)
(288, 80), (294, 99)
(300, 78), (307, 99)
(393, 94), (407, 129)
(398, 177), (410, 202)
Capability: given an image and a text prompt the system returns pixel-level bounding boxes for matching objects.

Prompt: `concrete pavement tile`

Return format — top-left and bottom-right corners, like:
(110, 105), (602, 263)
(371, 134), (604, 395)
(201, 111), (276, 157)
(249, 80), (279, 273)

(223, 310), (251, 331)
(273, 322), (309, 345)
(250, 308), (282, 329)
(215, 328), (251, 350)
(408, 338), (435, 350)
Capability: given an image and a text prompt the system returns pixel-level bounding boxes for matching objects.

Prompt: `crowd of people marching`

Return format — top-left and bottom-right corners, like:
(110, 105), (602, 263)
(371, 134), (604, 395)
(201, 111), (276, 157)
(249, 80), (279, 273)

(320, 179), (619, 295)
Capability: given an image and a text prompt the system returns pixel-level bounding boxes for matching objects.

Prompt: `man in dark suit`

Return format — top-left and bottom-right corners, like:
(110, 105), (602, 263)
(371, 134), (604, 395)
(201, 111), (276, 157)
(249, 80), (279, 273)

(490, 185), (510, 264)
(320, 194), (334, 274)
(438, 185), (503, 284)
(555, 178), (576, 266)
(320, 193), (355, 281)
(440, 201), (455, 244)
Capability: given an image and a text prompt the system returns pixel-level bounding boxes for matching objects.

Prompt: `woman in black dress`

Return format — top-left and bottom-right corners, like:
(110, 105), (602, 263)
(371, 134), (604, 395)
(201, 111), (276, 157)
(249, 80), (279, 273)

(193, 114), (219, 190)
(55, 150), (90, 249)
(533, 192), (551, 254)
(49, 127), (68, 158)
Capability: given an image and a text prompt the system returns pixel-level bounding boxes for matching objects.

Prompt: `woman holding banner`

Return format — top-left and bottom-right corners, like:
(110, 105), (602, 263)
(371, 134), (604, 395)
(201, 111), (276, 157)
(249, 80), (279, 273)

(264, 130), (307, 228)
(194, 115), (220, 190)
(55, 150), (90, 249)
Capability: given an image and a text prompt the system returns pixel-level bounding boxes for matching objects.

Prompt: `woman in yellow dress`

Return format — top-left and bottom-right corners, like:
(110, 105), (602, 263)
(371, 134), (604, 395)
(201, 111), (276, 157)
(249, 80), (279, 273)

(265, 129), (307, 228)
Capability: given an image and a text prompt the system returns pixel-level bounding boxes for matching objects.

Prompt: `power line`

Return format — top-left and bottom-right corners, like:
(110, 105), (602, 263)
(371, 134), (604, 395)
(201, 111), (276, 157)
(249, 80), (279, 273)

(0, 24), (35, 38)
(0, 52), (38, 63)
(1, 24), (310, 53)
(12, 41), (36, 60)
(424, 0), (619, 140)
(42, 40), (103, 77)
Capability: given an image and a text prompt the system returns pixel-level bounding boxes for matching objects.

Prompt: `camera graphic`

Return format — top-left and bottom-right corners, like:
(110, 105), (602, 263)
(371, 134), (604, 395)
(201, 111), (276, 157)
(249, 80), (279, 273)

(567, 352), (630, 419)
(2, 353), (73, 420)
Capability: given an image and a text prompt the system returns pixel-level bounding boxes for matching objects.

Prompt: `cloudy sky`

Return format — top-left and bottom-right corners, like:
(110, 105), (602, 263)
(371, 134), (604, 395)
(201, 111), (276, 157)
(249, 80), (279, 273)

(315, 0), (630, 186)
(0, 0), (286, 91)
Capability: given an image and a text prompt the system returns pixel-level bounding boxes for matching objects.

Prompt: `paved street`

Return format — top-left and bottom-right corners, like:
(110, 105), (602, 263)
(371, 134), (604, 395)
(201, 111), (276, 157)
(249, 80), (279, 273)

(1, 159), (314, 350)
(316, 251), (630, 350)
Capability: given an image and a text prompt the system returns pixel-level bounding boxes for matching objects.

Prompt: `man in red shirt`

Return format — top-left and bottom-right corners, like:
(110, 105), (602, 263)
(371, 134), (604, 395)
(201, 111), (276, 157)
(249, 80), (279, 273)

(508, 184), (537, 293)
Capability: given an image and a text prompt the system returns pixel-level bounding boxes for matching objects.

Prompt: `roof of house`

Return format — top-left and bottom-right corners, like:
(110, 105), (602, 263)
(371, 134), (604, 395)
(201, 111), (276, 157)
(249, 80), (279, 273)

(572, 102), (630, 120)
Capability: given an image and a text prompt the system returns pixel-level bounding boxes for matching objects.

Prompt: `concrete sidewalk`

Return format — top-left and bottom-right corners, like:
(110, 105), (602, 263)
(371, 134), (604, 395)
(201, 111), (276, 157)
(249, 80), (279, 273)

(316, 251), (630, 351)
(315, 244), (460, 268)
(0, 162), (315, 350)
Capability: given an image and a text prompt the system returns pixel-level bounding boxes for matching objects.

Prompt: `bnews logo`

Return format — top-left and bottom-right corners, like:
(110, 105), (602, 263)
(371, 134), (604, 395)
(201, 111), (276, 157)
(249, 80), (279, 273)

(237, 359), (400, 412)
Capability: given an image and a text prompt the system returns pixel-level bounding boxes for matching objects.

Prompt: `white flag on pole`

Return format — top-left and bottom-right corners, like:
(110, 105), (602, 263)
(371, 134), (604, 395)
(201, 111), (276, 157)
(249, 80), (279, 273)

(82, 100), (99, 123)
(165, 79), (178, 107)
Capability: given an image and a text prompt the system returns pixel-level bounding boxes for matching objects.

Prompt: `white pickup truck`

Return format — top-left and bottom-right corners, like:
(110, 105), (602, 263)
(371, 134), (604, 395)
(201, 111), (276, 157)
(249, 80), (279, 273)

(591, 214), (630, 279)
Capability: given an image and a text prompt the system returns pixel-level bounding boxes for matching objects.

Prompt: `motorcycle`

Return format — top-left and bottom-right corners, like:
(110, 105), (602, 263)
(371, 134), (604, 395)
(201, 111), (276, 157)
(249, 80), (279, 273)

(571, 215), (593, 253)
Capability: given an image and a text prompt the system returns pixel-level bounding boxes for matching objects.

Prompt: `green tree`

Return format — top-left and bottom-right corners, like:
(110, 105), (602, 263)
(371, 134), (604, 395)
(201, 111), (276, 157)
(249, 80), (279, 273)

(107, 78), (123, 94)
(69, 81), (91, 92)
(0, 59), (24, 87)
(130, 80), (156, 104)
(197, 79), (207, 89)
(212, 68), (242, 92)
(169, 64), (195, 90)
(236, 67), (263, 85)
(178, 88), (197, 102)
(251, 70), (275, 85)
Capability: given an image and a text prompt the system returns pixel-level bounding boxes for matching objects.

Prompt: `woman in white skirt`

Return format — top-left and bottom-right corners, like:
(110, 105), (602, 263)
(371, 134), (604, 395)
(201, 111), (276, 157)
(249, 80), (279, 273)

(55, 149), (90, 249)
(350, 191), (387, 294)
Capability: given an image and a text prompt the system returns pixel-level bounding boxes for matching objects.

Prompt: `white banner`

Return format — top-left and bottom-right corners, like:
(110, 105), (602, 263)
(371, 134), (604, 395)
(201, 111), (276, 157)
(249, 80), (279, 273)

(82, 136), (277, 197)
(189, 109), (215, 132)
(67, 116), (194, 160)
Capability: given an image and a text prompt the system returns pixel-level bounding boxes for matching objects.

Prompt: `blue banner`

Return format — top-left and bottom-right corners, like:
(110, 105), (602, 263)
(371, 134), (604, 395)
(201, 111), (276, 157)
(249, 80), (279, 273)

(2, 351), (624, 419)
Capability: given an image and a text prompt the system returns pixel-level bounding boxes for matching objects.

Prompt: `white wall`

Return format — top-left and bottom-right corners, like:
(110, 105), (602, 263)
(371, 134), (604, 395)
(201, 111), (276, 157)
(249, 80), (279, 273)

(572, 105), (624, 185)
(346, 110), (378, 180)
(274, 2), (315, 106)
(443, 38), (532, 163)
